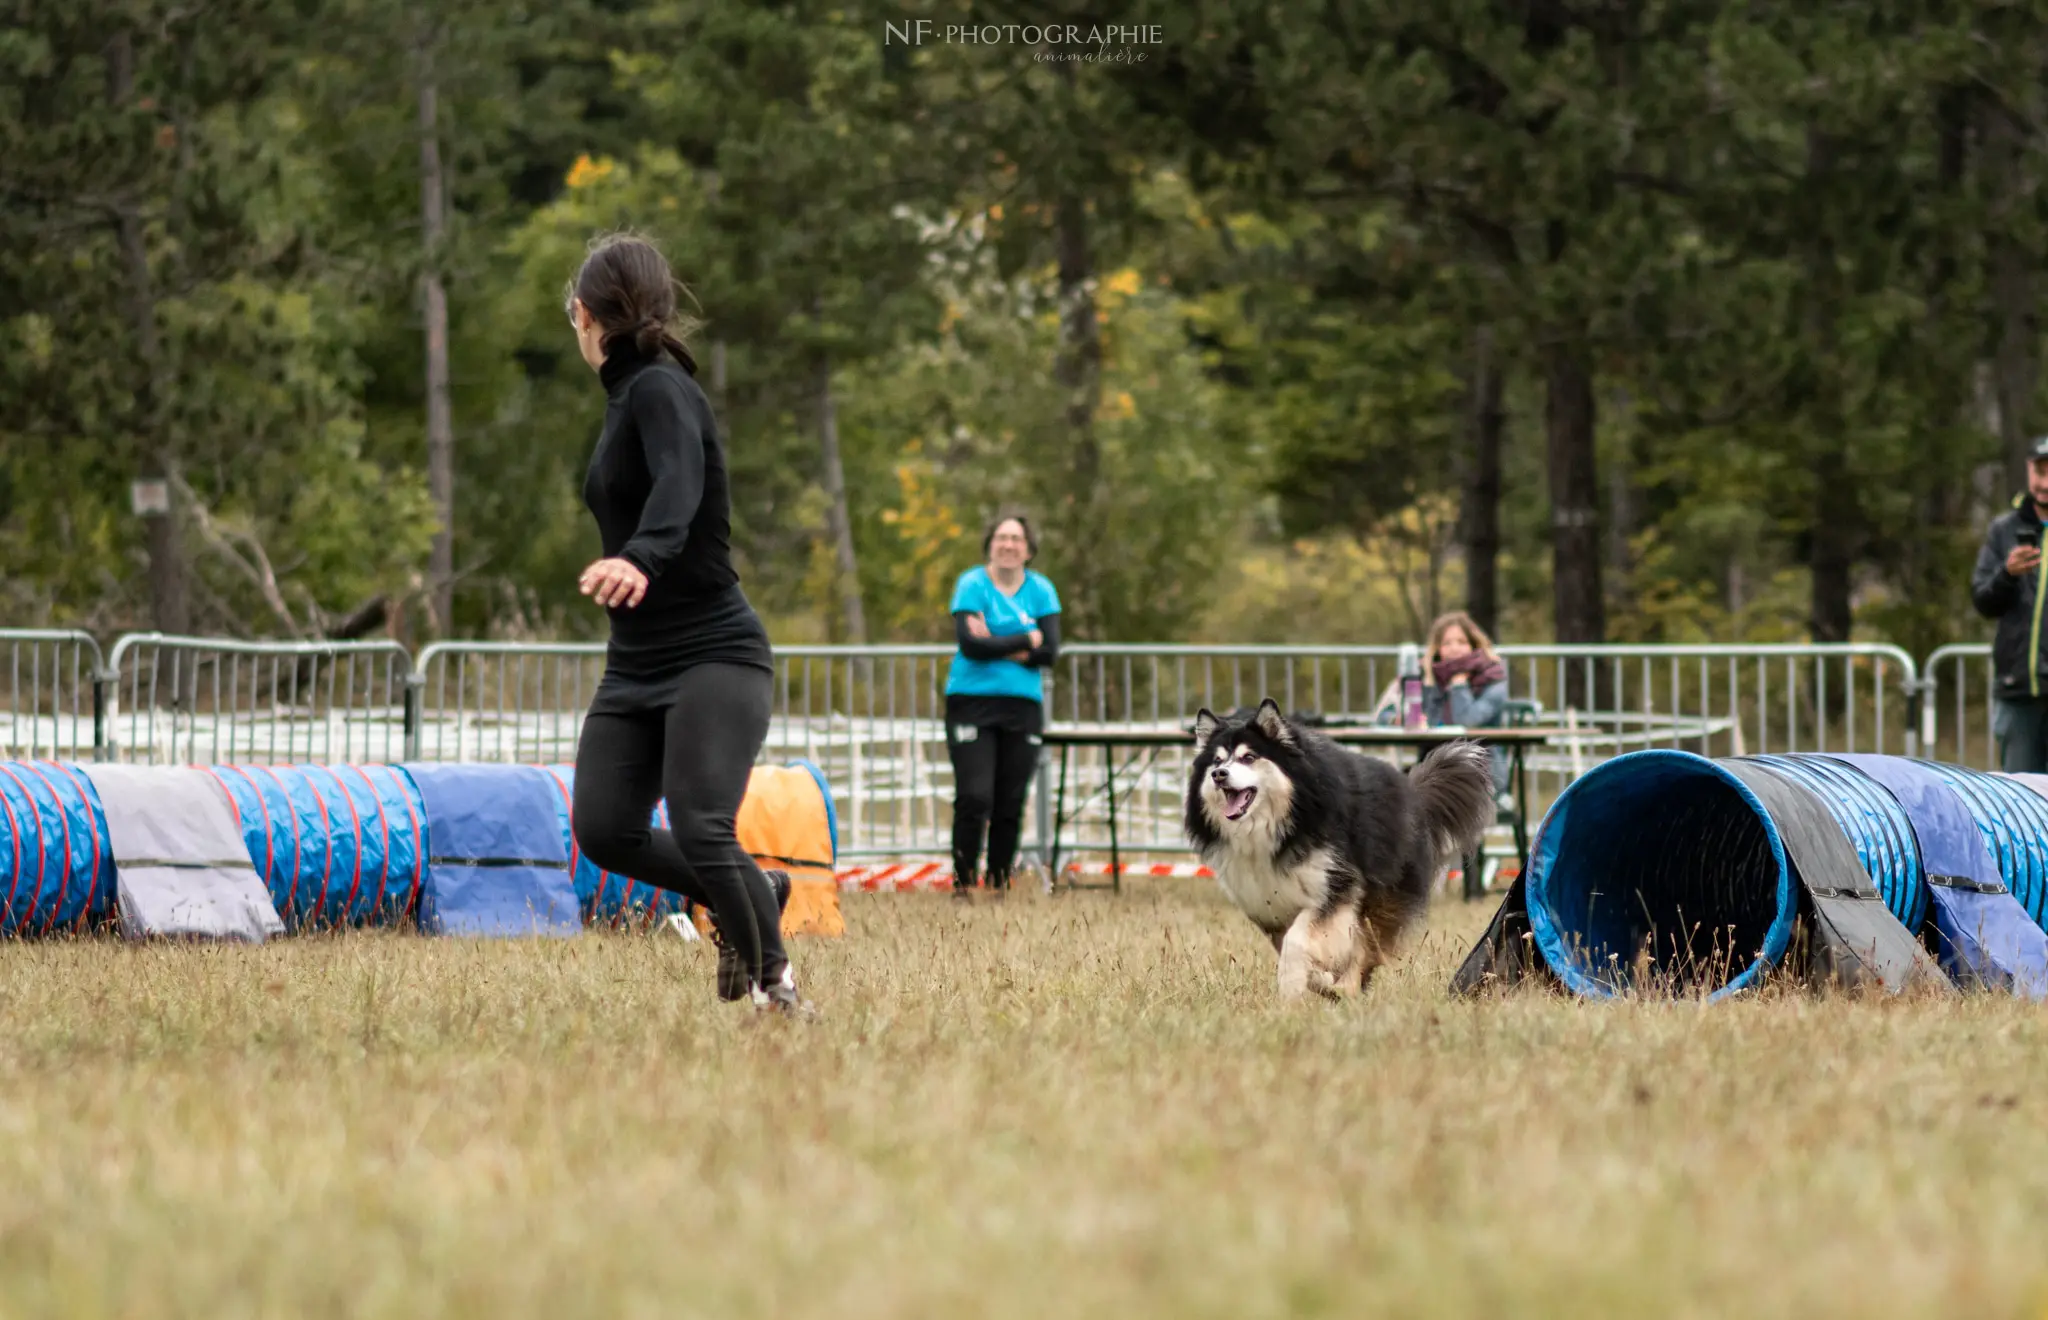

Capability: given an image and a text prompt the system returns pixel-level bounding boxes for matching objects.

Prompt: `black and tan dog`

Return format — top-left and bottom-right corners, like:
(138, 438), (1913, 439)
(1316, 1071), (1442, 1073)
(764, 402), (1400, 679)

(1184, 700), (1495, 999)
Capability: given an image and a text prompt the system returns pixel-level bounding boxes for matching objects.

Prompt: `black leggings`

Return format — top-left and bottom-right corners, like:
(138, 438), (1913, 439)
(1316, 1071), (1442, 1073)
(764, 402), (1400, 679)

(571, 663), (787, 986)
(946, 720), (1041, 888)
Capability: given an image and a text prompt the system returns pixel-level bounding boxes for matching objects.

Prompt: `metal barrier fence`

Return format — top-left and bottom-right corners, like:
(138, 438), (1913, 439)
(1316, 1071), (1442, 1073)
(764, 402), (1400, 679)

(1032, 642), (1922, 867)
(1922, 643), (1997, 769)
(0, 630), (103, 761)
(0, 629), (1951, 863)
(102, 634), (413, 765)
(407, 641), (963, 857)
(418, 640), (1932, 862)
(407, 640), (606, 764)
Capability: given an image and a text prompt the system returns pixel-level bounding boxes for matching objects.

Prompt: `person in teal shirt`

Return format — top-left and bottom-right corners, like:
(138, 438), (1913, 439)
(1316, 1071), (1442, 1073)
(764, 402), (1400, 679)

(945, 514), (1061, 896)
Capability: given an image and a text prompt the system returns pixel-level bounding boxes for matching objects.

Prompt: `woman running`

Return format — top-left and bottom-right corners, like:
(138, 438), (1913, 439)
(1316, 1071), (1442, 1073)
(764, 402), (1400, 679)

(563, 233), (807, 1013)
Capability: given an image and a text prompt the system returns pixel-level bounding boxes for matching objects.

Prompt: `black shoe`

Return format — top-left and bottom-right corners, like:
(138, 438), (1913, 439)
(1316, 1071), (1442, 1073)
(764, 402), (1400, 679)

(713, 870), (796, 1002)
(712, 922), (748, 1002)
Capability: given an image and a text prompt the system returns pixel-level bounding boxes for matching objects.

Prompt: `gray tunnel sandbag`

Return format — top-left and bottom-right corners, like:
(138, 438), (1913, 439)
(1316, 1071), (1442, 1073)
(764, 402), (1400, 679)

(1451, 792), (1562, 997)
(1826, 755), (2048, 998)
(1722, 761), (1948, 995)
(1523, 750), (1801, 998)
(1754, 755), (1927, 932)
(1449, 874), (1553, 995)
(81, 765), (283, 943)
(0, 761), (116, 935)
(204, 764), (427, 929)
(400, 764), (579, 938)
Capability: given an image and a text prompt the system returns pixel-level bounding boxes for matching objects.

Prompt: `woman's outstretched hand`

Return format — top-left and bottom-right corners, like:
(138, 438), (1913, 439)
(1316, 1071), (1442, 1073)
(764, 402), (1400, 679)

(580, 557), (649, 609)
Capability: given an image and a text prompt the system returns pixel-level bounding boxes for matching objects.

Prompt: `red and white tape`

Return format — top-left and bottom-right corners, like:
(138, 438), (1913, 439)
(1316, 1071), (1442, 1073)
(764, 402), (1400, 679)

(1059, 861), (1214, 878)
(834, 859), (1517, 890)
(834, 859), (1215, 889)
(835, 861), (955, 892)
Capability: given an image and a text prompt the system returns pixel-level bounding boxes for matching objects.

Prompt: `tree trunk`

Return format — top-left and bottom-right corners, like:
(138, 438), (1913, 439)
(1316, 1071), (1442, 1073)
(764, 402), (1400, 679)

(1546, 338), (1605, 710)
(1054, 187), (1103, 638)
(1461, 326), (1503, 639)
(1803, 126), (1856, 647)
(1606, 393), (1637, 620)
(1808, 438), (1856, 644)
(815, 349), (867, 644)
(1986, 93), (2039, 493)
(106, 32), (189, 642)
(1544, 340), (1603, 645)
(417, 35), (456, 637)
(1886, 83), (1973, 662)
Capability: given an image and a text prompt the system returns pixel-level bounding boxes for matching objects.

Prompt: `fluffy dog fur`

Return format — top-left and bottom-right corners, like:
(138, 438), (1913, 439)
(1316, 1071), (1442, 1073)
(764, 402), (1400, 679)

(1184, 699), (1496, 999)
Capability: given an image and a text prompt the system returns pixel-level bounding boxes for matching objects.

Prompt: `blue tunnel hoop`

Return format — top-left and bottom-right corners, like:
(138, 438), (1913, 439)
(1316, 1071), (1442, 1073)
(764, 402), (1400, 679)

(1525, 750), (1800, 1000)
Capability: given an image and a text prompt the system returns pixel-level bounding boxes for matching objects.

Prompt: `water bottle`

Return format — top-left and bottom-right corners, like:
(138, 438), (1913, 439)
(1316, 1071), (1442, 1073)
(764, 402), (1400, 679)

(1398, 643), (1425, 730)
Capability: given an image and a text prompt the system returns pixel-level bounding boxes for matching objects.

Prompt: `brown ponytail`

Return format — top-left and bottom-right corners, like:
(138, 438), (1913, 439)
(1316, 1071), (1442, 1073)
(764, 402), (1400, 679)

(572, 233), (702, 375)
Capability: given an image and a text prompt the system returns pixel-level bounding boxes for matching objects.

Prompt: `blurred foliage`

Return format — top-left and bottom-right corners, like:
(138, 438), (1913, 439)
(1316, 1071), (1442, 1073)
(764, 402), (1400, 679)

(1, 0), (2037, 651)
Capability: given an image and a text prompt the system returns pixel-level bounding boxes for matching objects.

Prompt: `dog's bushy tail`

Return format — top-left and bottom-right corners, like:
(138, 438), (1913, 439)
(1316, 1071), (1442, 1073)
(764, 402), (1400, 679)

(1410, 741), (1498, 862)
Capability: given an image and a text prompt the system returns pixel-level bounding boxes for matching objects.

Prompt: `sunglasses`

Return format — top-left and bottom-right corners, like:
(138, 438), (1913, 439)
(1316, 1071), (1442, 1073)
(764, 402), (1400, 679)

(564, 291), (579, 329)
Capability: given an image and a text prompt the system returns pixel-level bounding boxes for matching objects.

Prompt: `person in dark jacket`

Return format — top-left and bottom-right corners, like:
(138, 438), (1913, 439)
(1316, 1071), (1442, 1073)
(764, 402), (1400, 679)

(562, 234), (808, 1015)
(944, 514), (1061, 896)
(1971, 436), (2048, 773)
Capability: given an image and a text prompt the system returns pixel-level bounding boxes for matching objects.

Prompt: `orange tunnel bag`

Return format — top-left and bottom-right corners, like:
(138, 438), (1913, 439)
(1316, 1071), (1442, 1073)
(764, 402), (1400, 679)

(735, 763), (843, 938)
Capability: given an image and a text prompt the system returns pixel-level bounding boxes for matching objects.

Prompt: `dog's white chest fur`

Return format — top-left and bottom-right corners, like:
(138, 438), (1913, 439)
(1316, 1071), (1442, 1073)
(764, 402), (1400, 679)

(1205, 840), (1339, 932)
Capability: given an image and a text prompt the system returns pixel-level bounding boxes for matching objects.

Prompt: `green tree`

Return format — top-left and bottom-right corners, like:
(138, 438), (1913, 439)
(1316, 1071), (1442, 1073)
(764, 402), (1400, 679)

(0, 1), (436, 638)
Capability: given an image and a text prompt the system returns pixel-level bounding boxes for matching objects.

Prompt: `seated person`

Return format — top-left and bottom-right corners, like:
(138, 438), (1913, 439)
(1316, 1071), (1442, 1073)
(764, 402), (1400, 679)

(1376, 610), (1513, 801)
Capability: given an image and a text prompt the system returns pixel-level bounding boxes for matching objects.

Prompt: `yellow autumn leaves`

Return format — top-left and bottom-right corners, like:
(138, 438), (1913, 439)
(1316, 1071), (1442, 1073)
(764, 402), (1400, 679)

(565, 154), (616, 189)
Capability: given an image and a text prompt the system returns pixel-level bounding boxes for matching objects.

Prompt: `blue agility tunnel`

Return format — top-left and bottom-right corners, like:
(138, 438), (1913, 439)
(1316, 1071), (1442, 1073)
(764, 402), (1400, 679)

(1465, 747), (2048, 998)
(0, 762), (116, 934)
(1751, 754), (1928, 932)
(1522, 751), (1801, 999)
(0, 759), (825, 939)
(206, 764), (426, 929)
(1819, 756), (2048, 997)
(1923, 765), (2048, 932)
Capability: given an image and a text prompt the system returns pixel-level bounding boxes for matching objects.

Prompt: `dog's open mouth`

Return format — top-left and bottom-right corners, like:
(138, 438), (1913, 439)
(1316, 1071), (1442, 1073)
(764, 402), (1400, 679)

(1222, 786), (1257, 821)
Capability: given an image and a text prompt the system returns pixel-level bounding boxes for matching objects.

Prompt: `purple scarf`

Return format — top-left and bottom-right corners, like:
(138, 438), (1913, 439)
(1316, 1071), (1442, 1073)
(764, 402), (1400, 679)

(1432, 651), (1506, 691)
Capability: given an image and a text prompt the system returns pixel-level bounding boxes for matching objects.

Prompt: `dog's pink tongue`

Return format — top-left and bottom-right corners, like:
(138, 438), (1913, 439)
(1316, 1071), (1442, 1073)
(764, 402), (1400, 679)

(1224, 787), (1255, 818)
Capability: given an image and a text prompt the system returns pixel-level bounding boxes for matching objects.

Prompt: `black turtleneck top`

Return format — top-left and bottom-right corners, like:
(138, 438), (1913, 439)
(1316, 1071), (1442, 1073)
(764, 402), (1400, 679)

(583, 335), (772, 714)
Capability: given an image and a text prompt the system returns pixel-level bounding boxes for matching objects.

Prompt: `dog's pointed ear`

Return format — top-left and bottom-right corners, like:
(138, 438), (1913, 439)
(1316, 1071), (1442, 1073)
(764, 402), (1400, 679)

(1254, 698), (1295, 747)
(1192, 708), (1220, 751)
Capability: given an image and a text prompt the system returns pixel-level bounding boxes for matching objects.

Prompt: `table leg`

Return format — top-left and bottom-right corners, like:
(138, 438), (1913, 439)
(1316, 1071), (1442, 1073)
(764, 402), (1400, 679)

(1106, 749), (1122, 895)
(1512, 744), (1531, 872)
(1050, 744), (1071, 894)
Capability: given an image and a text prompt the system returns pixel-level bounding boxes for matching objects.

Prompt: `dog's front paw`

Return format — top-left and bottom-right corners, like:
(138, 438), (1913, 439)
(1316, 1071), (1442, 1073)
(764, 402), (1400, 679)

(1276, 965), (1346, 1001)
(1306, 967), (1347, 1000)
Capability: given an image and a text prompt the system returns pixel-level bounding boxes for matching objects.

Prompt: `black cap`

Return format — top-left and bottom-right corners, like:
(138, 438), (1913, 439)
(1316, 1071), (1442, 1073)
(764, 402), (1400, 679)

(2031, 435), (2048, 461)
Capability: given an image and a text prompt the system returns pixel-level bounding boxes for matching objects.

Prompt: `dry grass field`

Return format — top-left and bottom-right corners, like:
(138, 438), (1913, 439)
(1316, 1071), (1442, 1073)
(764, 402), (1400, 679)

(4, 880), (2048, 1319)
